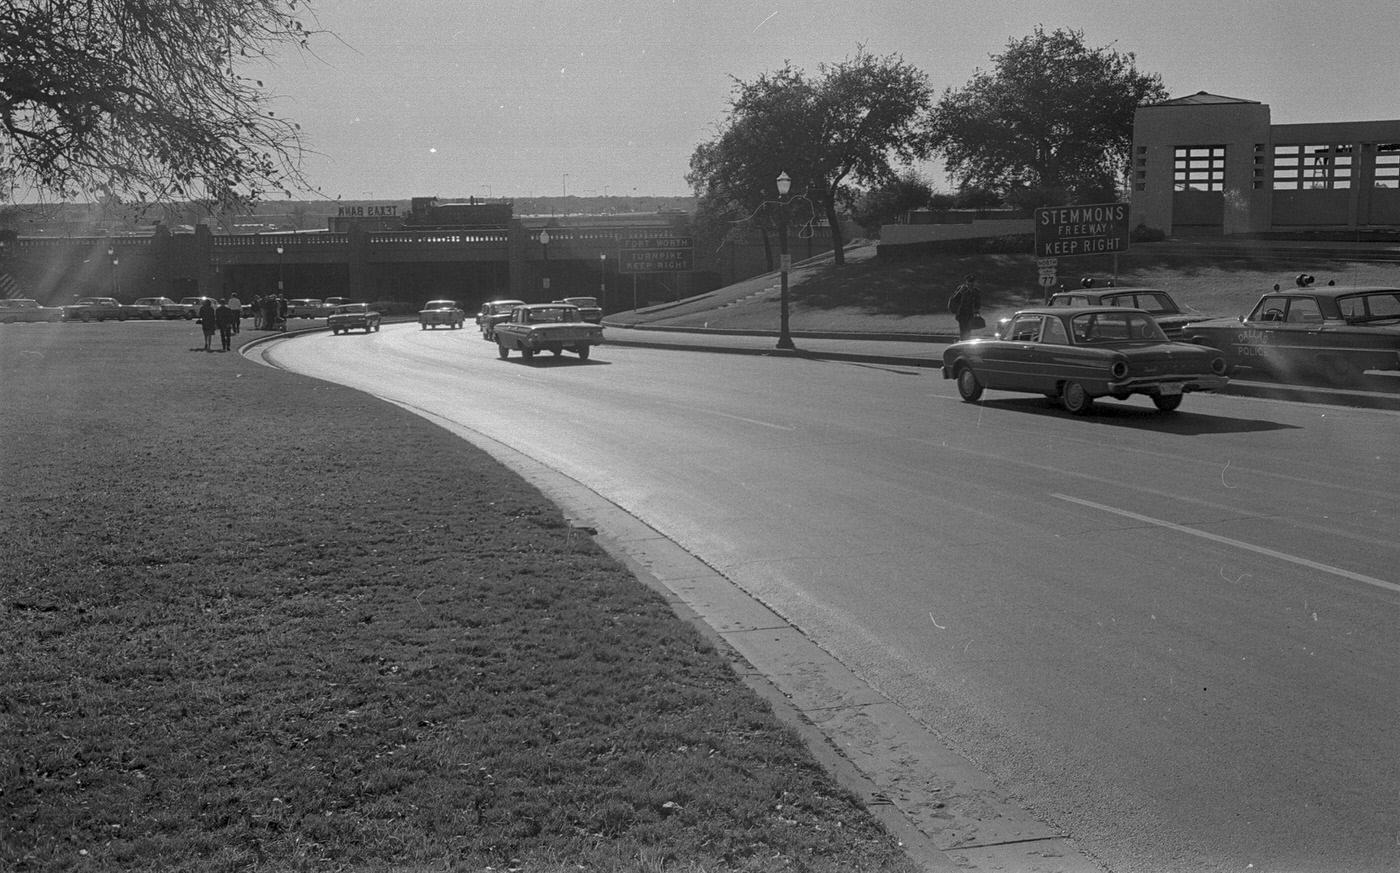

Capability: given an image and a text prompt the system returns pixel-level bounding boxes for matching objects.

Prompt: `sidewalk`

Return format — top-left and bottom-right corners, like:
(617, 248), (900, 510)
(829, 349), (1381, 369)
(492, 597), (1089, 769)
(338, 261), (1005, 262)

(600, 323), (1400, 411)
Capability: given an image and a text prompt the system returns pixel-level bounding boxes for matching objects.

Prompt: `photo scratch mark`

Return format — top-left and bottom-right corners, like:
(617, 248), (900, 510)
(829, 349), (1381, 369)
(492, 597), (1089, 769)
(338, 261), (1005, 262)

(1220, 459), (1235, 489)
(753, 11), (778, 32)
(929, 612), (946, 630)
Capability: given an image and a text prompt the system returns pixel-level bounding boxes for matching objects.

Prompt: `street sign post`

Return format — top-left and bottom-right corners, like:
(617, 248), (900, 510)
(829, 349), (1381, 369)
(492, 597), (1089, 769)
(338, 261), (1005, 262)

(1033, 203), (1130, 258)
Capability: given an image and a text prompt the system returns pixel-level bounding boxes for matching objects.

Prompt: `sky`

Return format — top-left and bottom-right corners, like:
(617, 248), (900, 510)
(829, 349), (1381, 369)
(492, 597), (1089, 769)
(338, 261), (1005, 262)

(249, 0), (1400, 202)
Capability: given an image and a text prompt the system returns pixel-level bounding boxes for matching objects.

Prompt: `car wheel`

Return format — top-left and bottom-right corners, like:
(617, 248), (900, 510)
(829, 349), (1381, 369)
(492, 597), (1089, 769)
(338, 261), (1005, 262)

(80, 311), (92, 322)
(1152, 394), (1184, 412)
(955, 365), (983, 402)
(1061, 381), (1094, 415)
(420, 324), (426, 330)
(498, 342), (509, 359)
(577, 345), (591, 360)
(552, 348), (563, 357)
(521, 348), (535, 360)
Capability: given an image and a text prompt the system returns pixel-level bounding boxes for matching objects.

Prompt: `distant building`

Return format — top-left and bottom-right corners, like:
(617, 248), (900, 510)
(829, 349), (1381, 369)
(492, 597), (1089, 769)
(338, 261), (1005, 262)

(1131, 91), (1400, 236)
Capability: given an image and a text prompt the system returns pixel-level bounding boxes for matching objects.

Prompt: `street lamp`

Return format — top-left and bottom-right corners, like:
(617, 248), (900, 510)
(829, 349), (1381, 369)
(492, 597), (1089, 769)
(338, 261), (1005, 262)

(599, 252), (607, 311)
(774, 171), (795, 350)
(275, 245), (285, 293)
(538, 229), (551, 293)
(107, 247), (120, 298)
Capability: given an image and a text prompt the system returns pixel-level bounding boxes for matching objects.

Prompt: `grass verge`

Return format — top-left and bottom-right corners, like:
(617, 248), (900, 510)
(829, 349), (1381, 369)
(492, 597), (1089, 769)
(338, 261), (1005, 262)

(0, 324), (918, 873)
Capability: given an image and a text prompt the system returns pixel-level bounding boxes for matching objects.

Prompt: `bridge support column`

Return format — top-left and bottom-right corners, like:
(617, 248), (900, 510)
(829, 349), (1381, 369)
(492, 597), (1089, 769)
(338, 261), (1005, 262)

(347, 223), (369, 301)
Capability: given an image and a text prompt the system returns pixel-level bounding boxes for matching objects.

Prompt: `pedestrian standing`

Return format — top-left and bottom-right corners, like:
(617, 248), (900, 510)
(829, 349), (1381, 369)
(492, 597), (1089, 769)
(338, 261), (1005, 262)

(226, 292), (242, 334)
(948, 273), (982, 341)
(263, 295), (279, 331)
(197, 299), (217, 352)
(215, 299), (236, 351)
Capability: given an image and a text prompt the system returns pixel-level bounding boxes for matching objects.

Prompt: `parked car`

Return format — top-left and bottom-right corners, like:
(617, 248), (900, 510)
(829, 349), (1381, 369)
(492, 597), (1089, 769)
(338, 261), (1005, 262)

(943, 306), (1229, 414)
(476, 298), (525, 340)
(176, 296), (217, 319)
(1185, 278), (1400, 386)
(1046, 285), (1212, 340)
(558, 296), (603, 323)
(126, 296), (184, 319)
(286, 298), (326, 318)
(62, 297), (128, 321)
(323, 296), (352, 309)
(0, 298), (64, 323)
(418, 299), (466, 329)
(494, 303), (603, 361)
(327, 302), (382, 335)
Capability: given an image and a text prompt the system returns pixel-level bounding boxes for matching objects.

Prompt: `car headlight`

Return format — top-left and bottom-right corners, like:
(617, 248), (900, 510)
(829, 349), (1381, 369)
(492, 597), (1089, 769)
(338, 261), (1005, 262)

(1211, 357), (1227, 375)
(1110, 360), (1129, 380)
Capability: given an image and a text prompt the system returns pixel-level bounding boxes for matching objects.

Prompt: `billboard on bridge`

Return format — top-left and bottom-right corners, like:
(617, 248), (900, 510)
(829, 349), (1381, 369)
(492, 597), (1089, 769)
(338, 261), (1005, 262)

(619, 228), (693, 273)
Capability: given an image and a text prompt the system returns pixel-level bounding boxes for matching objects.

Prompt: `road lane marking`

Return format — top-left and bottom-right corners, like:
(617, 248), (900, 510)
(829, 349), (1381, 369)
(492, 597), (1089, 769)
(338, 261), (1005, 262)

(1051, 493), (1400, 595)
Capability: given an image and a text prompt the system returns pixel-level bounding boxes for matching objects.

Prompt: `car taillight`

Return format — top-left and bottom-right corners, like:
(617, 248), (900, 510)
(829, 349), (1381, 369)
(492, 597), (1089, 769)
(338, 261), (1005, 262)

(1110, 360), (1129, 380)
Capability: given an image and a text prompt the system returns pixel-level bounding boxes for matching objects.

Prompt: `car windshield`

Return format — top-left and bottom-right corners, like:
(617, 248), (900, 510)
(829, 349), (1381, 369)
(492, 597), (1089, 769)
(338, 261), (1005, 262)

(1338, 290), (1400, 323)
(1070, 311), (1167, 343)
(335, 305), (366, 313)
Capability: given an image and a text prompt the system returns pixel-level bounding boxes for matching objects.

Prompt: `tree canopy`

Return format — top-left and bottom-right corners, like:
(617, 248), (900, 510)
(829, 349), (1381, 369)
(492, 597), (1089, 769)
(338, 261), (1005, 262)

(927, 26), (1169, 205)
(688, 49), (936, 265)
(0, 0), (319, 212)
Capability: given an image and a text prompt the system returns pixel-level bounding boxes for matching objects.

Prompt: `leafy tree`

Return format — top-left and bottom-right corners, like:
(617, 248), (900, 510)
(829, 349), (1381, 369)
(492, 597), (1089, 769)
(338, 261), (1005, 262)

(928, 26), (1168, 205)
(0, 0), (319, 212)
(848, 170), (933, 235)
(688, 49), (937, 266)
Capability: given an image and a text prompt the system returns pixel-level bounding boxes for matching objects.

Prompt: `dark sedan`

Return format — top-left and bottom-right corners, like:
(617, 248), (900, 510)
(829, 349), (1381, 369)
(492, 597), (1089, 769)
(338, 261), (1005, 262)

(1046, 285), (1212, 339)
(1185, 279), (1400, 386)
(943, 306), (1229, 414)
(327, 302), (381, 335)
(62, 297), (128, 322)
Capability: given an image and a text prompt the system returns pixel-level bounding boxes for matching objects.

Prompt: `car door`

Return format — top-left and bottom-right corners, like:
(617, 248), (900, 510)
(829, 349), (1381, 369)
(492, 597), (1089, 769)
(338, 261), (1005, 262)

(990, 314), (1045, 390)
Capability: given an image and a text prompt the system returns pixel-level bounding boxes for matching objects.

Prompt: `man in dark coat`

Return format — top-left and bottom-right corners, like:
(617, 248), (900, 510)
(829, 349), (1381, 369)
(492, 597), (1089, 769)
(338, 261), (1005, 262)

(949, 273), (981, 341)
(215, 300), (237, 351)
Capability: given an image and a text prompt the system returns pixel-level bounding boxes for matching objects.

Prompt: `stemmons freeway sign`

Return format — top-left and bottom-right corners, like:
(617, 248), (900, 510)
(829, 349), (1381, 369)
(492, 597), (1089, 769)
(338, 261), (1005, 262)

(1034, 203), (1130, 257)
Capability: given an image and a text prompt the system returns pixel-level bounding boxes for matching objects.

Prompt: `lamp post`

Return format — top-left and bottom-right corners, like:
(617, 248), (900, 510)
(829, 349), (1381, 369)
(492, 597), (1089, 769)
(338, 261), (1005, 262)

(774, 171), (795, 350)
(275, 245), (285, 293)
(107, 247), (120, 298)
(599, 252), (607, 311)
(538, 229), (551, 294)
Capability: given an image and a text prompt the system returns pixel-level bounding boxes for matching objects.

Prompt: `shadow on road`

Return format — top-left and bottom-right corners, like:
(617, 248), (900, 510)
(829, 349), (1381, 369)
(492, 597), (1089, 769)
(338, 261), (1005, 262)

(972, 396), (1302, 435)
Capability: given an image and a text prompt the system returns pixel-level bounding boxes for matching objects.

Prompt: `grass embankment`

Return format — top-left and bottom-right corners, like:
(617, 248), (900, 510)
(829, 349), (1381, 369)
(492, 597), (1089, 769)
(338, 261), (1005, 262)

(0, 325), (917, 873)
(657, 241), (1400, 334)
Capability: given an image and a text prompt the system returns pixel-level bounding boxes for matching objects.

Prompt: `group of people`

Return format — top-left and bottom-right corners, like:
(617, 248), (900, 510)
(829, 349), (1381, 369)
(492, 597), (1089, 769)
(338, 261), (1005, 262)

(194, 292), (289, 352)
(195, 296), (241, 352)
(250, 293), (289, 331)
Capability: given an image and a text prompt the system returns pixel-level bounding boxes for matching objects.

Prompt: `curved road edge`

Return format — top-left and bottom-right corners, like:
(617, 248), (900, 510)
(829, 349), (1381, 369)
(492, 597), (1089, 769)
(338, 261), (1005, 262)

(364, 395), (1110, 873)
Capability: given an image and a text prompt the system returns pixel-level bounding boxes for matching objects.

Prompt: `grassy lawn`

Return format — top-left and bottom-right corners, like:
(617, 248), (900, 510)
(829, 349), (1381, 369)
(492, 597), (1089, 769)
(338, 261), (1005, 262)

(0, 324), (918, 873)
(662, 241), (1400, 334)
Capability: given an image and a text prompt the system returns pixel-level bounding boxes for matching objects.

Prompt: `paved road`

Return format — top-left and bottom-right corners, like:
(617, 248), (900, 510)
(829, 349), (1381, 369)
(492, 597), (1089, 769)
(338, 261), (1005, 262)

(265, 325), (1400, 873)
